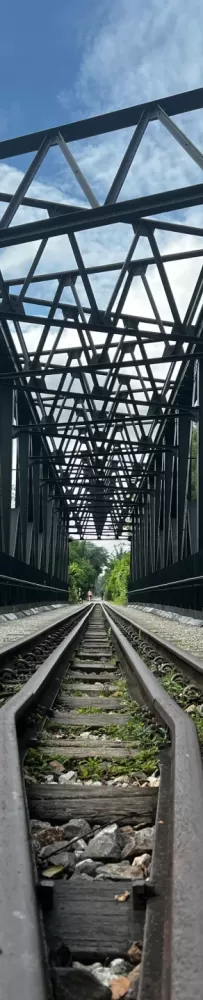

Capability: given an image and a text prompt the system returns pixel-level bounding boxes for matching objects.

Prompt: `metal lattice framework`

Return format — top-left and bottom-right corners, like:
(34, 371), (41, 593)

(1, 86), (203, 597)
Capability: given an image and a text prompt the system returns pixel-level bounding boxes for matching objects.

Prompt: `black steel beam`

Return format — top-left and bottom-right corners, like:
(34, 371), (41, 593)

(1, 87), (203, 553)
(0, 86), (203, 159)
(0, 183), (203, 248)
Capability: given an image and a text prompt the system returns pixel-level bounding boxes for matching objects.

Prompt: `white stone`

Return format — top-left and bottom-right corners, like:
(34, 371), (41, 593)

(58, 771), (77, 784)
(63, 818), (91, 840)
(122, 827), (154, 860)
(88, 966), (113, 987)
(74, 850), (85, 863)
(109, 775), (129, 784)
(84, 823), (122, 861)
(147, 775), (160, 788)
(132, 852), (150, 873)
(95, 862), (138, 879)
(75, 858), (98, 875)
(87, 963), (103, 973)
(110, 959), (130, 976)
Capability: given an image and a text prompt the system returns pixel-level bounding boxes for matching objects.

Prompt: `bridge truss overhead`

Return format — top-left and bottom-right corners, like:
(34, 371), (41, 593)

(1, 87), (203, 602)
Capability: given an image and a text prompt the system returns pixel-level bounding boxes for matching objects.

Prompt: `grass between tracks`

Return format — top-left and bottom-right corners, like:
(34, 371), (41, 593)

(161, 672), (203, 745)
(24, 662), (171, 785)
(25, 698), (169, 782)
(136, 640), (203, 748)
(25, 750), (160, 781)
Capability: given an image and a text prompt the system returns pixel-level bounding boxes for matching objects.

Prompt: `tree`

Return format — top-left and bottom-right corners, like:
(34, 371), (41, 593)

(103, 548), (130, 604)
(68, 540), (108, 601)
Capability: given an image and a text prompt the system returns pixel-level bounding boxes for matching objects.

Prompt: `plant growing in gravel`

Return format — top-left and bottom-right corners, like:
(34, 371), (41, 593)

(73, 705), (128, 714)
(140, 637), (203, 751)
(73, 755), (159, 779)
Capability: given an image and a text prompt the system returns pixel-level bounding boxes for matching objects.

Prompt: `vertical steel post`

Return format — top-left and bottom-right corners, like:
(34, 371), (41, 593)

(130, 509), (135, 586)
(143, 500), (148, 576)
(46, 487), (54, 575)
(163, 425), (174, 567)
(155, 456), (162, 570)
(0, 385), (13, 554)
(32, 435), (41, 569)
(149, 468), (155, 572)
(18, 431), (29, 563)
(41, 464), (48, 574)
(197, 358), (203, 552)
(177, 411), (192, 560)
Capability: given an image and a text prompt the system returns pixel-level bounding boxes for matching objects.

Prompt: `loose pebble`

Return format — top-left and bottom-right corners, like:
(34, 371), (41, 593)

(110, 960), (131, 976)
(58, 771), (77, 784)
(63, 818), (91, 840)
(84, 824), (122, 862)
(127, 942), (142, 965)
(50, 761), (65, 773)
(122, 827), (154, 860)
(75, 858), (99, 875)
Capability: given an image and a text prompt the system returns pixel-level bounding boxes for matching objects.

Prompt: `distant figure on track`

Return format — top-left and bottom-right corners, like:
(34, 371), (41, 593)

(88, 590), (93, 601)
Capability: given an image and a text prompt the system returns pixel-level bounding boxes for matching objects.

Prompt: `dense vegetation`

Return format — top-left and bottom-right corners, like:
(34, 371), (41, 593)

(68, 428), (198, 604)
(68, 540), (130, 604)
(102, 548), (130, 604)
(68, 540), (108, 601)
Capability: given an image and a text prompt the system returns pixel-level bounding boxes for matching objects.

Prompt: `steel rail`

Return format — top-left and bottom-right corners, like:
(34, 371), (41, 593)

(0, 602), (94, 1000)
(0, 602), (88, 673)
(104, 602), (203, 686)
(103, 602), (203, 1000)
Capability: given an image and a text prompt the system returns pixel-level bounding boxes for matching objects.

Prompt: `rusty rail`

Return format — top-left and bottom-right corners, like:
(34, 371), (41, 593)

(104, 602), (203, 1000)
(0, 602), (94, 1000)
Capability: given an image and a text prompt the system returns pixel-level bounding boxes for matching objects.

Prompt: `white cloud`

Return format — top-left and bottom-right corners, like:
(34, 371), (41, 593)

(57, 0), (203, 206)
(58, 0), (203, 115)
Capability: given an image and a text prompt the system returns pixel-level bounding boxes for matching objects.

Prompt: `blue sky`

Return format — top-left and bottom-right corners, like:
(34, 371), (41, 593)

(1, 0), (203, 139)
(1, 0), (202, 323)
(2, 0), (203, 548)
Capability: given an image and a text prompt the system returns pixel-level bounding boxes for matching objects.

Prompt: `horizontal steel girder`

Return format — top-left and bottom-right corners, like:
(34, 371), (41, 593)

(0, 86), (203, 543)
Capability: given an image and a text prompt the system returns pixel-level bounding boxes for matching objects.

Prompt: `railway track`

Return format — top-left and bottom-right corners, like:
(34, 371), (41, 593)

(0, 603), (87, 707)
(1, 601), (203, 1000)
(105, 602), (203, 710)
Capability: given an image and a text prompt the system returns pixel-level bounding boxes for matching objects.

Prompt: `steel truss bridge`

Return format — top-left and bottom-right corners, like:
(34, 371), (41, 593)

(0, 87), (203, 607)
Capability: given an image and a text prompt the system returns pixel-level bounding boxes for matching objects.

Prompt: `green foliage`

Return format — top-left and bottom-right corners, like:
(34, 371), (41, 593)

(24, 747), (159, 782)
(68, 540), (108, 601)
(74, 757), (144, 780)
(103, 547), (130, 604)
(155, 667), (203, 748)
(68, 539), (130, 604)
